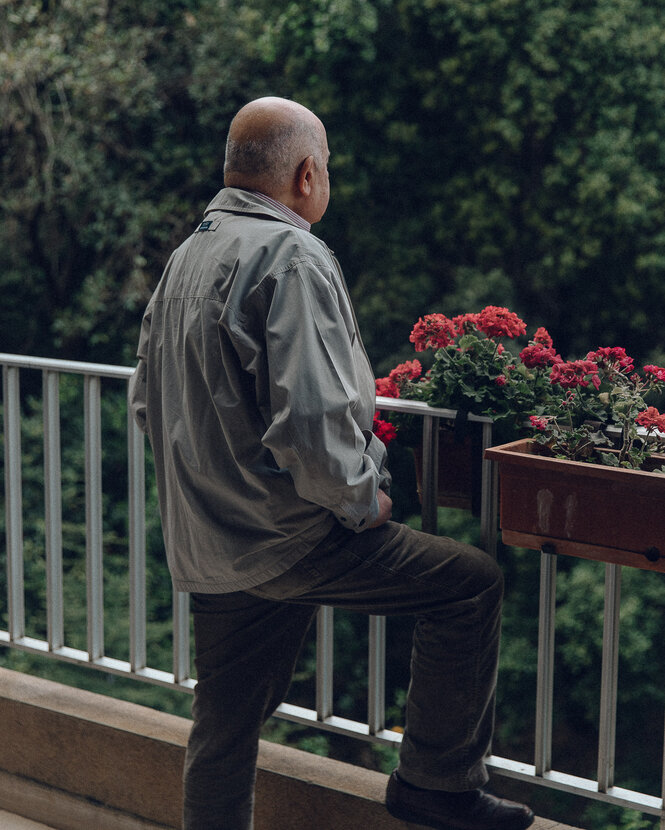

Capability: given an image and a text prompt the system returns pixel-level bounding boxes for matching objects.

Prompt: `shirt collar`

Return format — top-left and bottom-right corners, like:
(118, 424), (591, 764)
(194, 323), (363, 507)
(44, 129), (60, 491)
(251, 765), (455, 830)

(251, 191), (311, 232)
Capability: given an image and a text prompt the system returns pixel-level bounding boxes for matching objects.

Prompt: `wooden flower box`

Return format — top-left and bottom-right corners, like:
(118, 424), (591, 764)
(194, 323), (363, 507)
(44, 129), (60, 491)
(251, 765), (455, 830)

(484, 438), (665, 572)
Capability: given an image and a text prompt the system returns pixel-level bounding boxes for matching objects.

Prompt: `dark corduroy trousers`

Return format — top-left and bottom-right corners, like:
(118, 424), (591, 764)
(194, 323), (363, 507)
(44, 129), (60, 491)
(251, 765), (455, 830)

(183, 520), (503, 830)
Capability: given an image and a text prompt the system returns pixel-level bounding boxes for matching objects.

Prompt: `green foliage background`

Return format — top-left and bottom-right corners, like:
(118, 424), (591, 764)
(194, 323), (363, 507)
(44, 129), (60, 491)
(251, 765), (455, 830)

(3, 1), (665, 827)
(3, 0), (665, 369)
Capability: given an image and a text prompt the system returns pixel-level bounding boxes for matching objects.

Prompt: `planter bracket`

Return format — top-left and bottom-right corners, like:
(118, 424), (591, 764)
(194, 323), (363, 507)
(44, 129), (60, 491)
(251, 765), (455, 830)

(643, 546), (661, 563)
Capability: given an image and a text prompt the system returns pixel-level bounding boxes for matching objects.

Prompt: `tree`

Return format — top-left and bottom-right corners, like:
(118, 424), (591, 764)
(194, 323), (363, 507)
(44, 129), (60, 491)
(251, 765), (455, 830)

(3, 0), (665, 371)
(0, 0), (270, 361)
(301, 0), (665, 370)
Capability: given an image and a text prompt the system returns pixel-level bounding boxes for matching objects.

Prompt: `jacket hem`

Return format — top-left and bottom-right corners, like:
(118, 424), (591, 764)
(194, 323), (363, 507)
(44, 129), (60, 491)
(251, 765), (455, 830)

(170, 515), (337, 594)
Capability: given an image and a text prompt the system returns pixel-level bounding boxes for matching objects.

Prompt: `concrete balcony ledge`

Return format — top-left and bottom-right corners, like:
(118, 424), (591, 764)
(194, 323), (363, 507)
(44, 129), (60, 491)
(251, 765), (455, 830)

(0, 667), (580, 830)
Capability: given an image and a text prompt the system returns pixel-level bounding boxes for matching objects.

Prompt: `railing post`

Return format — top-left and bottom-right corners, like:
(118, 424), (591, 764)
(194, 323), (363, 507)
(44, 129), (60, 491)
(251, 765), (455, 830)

(85, 374), (104, 660)
(421, 415), (439, 535)
(3, 364), (25, 640)
(128, 408), (147, 672)
(368, 615), (386, 735)
(173, 589), (191, 683)
(661, 723), (665, 830)
(479, 420), (497, 558)
(598, 563), (621, 792)
(316, 606), (334, 721)
(535, 547), (557, 776)
(43, 369), (64, 650)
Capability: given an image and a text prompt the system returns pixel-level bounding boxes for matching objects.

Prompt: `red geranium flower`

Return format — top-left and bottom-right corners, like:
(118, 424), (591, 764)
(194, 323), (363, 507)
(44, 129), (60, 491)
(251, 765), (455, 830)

(475, 306), (527, 339)
(409, 314), (457, 352)
(389, 359), (423, 384)
(636, 407), (665, 433)
(372, 413), (398, 446)
(533, 327), (553, 347)
(550, 359), (601, 390)
(529, 415), (549, 432)
(587, 347), (634, 374)
(375, 377), (399, 398)
(451, 312), (480, 336)
(519, 343), (562, 369)
(644, 364), (665, 383)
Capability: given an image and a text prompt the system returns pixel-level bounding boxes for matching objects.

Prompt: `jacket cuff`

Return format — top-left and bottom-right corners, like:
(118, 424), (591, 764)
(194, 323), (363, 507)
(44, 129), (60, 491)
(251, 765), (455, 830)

(332, 431), (391, 532)
(333, 500), (377, 533)
(363, 430), (392, 495)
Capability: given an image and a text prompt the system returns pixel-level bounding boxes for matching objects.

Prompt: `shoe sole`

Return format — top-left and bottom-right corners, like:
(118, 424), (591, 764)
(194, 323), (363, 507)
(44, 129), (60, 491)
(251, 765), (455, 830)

(386, 797), (535, 830)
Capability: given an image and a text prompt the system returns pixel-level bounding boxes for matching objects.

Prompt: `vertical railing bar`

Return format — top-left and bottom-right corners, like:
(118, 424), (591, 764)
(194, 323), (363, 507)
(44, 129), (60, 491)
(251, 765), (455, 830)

(84, 374), (104, 660)
(479, 421), (497, 558)
(661, 719), (665, 830)
(368, 615), (386, 735)
(127, 406), (147, 672)
(3, 365), (25, 640)
(535, 548), (557, 776)
(480, 422), (499, 761)
(43, 370), (64, 650)
(597, 562), (622, 792)
(421, 415), (439, 535)
(316, 605), (334, 720)
(661, 706), (665, 828)
(173, 589), (190, 682)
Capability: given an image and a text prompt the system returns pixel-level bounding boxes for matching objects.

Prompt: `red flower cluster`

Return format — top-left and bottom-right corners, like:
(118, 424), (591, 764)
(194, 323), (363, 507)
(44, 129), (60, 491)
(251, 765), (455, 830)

(644, 364), (665, 382)
(474, 306), (526, 339)
(529, 415), (549, 431)
(451, 312), (480, 334)
(586, 346), (634, 374)
(409, 307), (527, 352)
(519, 343), (562, 369)
(376, 377), (399, 398)
(376, 299), (665, 468)
(389, 359), (423, 384)
(636, 407), (665, 433)
(372, 413), (397, 446)
(549, 359), (601, 390)
(533, 327), (553, 347)
(376, 359), (423, 400)
(409, 314), (457, 352)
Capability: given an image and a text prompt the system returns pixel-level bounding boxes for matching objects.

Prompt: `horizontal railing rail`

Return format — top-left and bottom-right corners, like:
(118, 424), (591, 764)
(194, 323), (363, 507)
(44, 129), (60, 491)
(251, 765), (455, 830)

(1, 353), (663, 826)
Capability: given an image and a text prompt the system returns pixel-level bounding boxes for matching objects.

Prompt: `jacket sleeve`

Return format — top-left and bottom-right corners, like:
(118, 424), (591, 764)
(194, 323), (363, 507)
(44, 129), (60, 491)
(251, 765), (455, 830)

(128, 307), (151, 434)
(258, 257), (386, 531)
(128, 359), (148, 434)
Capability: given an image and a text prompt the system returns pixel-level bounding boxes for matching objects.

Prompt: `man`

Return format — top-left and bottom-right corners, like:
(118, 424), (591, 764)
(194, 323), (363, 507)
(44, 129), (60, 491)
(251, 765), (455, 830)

(129, 96), (534, 830)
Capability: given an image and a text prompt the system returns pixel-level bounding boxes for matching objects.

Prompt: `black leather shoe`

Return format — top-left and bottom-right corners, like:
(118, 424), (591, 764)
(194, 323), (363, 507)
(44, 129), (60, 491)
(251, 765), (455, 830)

(385, 771), (535, 830)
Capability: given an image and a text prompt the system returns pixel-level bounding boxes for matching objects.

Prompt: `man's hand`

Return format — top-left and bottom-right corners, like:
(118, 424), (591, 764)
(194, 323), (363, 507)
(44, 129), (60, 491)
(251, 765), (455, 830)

(369, 488), (393, 528)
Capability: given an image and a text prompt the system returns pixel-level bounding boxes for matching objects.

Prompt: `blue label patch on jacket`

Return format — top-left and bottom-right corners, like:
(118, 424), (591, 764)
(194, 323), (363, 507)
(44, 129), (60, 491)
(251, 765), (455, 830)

(196, 220), (214, 233)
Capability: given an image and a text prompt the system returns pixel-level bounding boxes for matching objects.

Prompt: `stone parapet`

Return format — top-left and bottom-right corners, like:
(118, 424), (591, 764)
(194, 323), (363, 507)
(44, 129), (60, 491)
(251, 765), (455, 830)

(0, 667), (581, 830)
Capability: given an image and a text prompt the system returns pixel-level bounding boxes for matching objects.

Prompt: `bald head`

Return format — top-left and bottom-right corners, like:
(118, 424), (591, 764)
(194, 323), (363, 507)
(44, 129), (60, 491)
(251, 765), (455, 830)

(224, 97), (329, 218)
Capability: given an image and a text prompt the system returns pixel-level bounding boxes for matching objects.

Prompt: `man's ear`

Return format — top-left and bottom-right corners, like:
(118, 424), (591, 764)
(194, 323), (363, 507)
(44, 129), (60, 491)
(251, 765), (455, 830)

(296, 155), (315, 197)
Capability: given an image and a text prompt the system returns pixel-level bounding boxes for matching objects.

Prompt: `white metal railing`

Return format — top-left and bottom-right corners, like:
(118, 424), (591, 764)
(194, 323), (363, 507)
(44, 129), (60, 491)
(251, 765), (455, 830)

(1, 353), (664, 827)
(1, 353), (192, 689)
